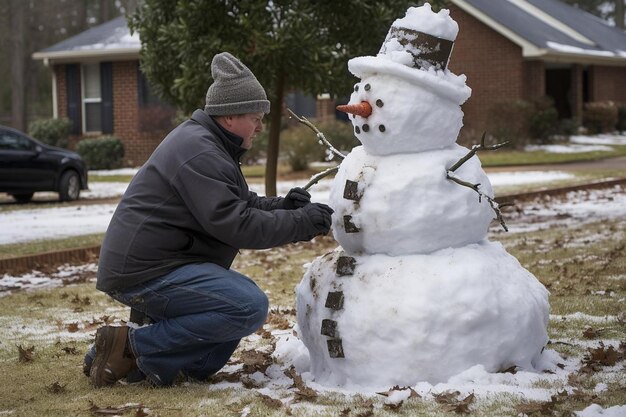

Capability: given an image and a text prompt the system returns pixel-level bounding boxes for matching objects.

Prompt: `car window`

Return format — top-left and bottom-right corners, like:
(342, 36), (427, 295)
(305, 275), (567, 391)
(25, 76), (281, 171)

(0, 131), (33, 151)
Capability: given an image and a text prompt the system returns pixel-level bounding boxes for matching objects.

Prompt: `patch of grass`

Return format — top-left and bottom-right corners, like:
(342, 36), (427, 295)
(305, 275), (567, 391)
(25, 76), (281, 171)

(0, 233), (104, 259)
(480, 145), (626, 167)
(89, 174), (134, 183)
(0, 217), (624, 416)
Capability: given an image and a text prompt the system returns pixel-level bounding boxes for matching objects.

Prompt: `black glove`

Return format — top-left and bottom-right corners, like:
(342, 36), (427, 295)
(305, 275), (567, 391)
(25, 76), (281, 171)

(303, 203), (334, 236)
(282, 187), (312, 210)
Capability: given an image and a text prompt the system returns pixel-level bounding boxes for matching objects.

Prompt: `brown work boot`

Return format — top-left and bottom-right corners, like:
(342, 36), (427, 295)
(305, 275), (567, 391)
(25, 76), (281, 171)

(90, 326), (136, 387)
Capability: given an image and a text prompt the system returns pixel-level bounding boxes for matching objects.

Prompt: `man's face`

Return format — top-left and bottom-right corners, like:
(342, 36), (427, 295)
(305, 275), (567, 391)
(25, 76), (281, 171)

(225, 113), (264, 149)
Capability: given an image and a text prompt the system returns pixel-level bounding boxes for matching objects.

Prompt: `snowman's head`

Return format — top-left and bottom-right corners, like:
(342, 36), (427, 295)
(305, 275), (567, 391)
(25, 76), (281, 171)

(336, 4), (472, 155)
(341, 73), (466, 155)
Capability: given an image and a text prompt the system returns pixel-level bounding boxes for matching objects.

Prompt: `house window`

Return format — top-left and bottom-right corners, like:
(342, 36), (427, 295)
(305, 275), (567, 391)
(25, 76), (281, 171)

(82, 63), (102, 133)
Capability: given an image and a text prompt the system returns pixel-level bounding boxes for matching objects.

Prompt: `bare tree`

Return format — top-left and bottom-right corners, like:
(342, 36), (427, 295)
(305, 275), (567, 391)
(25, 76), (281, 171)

(10, 0), (26, 131)
(100, 0), (112, 23)
(616, 0), (625, 29)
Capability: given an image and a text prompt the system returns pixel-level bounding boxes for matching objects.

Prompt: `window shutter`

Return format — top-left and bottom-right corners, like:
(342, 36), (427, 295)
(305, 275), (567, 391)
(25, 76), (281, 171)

(66, 64), (81, 135)
(100, 62), (114, 134)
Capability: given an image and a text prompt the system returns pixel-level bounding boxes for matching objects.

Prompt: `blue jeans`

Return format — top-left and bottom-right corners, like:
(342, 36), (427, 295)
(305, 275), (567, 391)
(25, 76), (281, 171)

(106, 262), (269, 386)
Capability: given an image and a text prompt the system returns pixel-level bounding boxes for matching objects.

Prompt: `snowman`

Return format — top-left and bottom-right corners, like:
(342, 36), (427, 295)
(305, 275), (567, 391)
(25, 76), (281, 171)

(295, 4), (550, 388)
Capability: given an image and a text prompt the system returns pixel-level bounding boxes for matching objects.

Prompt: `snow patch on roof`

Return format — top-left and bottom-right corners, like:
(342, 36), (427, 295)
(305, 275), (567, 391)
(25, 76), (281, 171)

(546, 41), (615, 57)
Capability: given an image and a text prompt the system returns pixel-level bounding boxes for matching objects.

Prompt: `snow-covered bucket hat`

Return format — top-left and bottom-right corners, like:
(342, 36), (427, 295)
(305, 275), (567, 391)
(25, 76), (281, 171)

(347, 4), (471, 105)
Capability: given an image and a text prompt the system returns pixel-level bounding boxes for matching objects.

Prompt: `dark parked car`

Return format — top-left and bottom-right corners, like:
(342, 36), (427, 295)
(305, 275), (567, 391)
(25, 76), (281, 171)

(0, 125), (88, 203)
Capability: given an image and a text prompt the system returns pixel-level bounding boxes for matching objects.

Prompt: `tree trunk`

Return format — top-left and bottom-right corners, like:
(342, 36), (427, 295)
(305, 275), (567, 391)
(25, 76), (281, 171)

(265, 74), (286, 197)
(615, 0), (625, 29)
(10, 0), (26, 132)
(100, 0), (111, 23)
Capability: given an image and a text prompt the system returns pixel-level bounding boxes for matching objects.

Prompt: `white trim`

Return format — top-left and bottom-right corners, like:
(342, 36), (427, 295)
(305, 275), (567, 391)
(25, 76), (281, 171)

(451, 0), (544, 56)
(52, 70), (58, 119)
(505, 0), (595, 46)
(32, 48), (139, 62)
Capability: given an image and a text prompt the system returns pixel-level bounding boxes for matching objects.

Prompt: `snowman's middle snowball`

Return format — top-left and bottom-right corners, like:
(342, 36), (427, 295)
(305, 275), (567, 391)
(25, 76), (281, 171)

(331, 145), (495, 256)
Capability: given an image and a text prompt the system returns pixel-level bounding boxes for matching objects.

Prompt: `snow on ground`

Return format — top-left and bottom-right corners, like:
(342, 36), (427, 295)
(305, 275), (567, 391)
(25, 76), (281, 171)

(487, 170), (575, 185)
(89, 168), (141, 176)
(0, 263), (97, 297)
(1, 181), (623, 245)
(570, 133), (626, 146)
(524, 132), (626, 153)
(493, 185), (626, 234)
(526, 144), (614, 153)
(0, 204), (117, 244)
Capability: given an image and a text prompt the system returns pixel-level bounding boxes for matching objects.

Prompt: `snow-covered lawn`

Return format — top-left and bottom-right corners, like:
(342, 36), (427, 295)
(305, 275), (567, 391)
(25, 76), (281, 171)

(0, 202), (624, 416)
(0, 178), (621, 245)
(525, 132), (626, 153)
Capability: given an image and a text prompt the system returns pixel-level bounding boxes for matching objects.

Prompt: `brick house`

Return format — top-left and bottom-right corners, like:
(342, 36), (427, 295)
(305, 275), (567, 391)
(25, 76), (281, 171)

(33, 16), (175, 166)
(34, 1), (626, 165)
(447, 0), (626, 135)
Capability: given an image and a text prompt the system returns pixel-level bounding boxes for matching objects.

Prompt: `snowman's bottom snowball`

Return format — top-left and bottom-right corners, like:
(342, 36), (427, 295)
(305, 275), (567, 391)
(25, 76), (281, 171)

(295, 241), (550, 388)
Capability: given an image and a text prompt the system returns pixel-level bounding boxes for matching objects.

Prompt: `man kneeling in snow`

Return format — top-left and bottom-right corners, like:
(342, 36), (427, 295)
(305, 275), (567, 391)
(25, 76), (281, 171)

(84, 52), (333, 387)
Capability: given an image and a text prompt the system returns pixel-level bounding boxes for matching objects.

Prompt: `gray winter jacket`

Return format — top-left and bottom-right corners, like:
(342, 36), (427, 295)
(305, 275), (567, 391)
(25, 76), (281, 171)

(96, 109), (317, 292)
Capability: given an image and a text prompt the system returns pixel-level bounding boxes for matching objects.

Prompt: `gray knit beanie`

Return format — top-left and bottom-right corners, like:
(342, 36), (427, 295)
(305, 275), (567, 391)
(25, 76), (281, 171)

(204, 52), (270, 115)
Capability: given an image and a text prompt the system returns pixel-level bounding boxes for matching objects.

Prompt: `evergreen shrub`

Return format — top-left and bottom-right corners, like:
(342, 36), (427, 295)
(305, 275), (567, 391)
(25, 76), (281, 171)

(28, 117), (72, 148)
(488, 99), (533, 149)
(76, 136), (125, 169)
(617, 104), (626, 133)
(528, 96), (558, 143)
(583, 101), (618, 134)
(280, 119), (357, 171)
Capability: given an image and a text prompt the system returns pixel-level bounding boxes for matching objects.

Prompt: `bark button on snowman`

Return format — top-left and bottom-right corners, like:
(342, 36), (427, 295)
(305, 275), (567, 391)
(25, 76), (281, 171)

(295, 4), (550, 389)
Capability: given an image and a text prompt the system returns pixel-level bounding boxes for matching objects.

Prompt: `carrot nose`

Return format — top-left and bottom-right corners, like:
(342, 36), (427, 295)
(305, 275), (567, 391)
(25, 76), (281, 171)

(336, 101), (373, 118)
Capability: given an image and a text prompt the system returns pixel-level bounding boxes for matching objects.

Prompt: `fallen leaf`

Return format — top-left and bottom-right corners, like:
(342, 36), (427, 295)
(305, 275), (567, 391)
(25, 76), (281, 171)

(584, 342), (622, 367)
(239, 348), (273, 374)
(284, 366), (317, 401)
(498, 365), (518, 374)
(434, 390), (461, 405)
(377, 385), (420, 399)
(583, 327), (601, 339)
(46, 381), (67, 394)
(257, 393), (282, 409)
(18, 345), (35, 362)
(266, 312), (291, 330)
(62, 346), (79, 355)
(66, 322), (80, 333)
(515, 399), (556, 416)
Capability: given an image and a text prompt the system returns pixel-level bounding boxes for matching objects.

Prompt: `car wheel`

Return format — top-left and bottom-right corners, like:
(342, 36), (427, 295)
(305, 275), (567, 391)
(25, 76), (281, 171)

(59, 170), (80, 201)
(11, 192), (34, 204)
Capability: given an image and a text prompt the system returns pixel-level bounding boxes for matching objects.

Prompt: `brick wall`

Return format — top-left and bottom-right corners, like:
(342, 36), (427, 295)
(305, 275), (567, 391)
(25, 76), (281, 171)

(112, 61), (168, 166)
(589, 65), (626, 104)
(448, 5), (527, 135)
(55, 65), (68, 119)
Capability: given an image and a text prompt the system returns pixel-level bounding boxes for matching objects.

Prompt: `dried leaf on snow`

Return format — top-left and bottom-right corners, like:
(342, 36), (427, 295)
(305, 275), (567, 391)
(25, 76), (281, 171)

(61, 346), (78, 355)
(18, 345), (35, 362)
(434, 391), (475, 414)
(46, 381), (67, 394)
(284, 366), (318, 401)
(238, 348), (274, 374)
(584, 342), (622, 367)
(257, 393), (283, 409)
